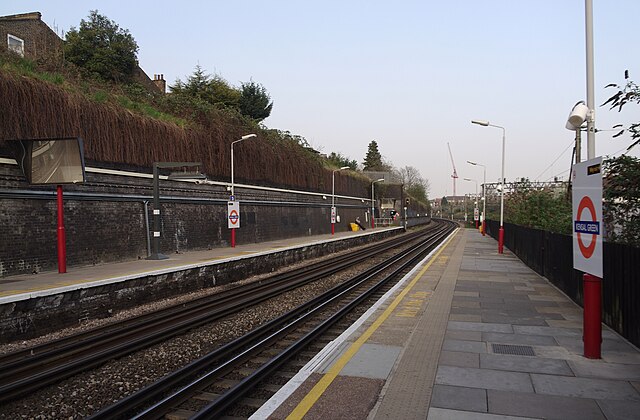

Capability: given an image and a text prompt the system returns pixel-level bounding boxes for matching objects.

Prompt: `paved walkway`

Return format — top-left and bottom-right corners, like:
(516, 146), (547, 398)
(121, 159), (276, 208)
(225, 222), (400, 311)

(257, 228), (640, 419)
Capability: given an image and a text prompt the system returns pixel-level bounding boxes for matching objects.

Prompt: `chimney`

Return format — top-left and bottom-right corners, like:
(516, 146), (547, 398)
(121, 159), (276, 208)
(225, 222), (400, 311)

(153, 74), (166, 94)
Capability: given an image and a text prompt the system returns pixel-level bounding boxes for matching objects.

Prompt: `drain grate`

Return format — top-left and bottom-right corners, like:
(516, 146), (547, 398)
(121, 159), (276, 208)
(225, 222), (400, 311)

(492, 343), (535, 356)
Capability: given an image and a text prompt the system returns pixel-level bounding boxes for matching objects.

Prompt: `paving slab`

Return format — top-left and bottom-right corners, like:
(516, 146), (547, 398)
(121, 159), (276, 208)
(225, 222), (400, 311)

(442, 339), (487, 354)
(448, 321), (513, 333)
(488, 389), (605, 419)
(436, 365), (534, 393)
(431, 385), (487, 412)
(531, 373), (640, 401)
(569, 359), (640, 380)
(480, 353), (574, 375)
(438, 350), (480, 368)
(597, 398), (640, 420)
(482, 331), (558, 346)
(427, 407), (538, 420)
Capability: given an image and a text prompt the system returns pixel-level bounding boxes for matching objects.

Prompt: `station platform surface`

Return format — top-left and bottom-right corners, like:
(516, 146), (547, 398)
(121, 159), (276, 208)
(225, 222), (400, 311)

(253, 228), (640, 420)
(0, 226), (400, 304)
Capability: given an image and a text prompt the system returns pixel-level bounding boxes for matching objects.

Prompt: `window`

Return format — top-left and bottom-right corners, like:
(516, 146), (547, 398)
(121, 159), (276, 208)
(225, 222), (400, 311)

(7, 34), (24, 57)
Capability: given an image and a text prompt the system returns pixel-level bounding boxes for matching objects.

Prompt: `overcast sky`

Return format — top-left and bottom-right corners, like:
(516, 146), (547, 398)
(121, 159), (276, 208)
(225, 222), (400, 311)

(2, 1), (638, 198)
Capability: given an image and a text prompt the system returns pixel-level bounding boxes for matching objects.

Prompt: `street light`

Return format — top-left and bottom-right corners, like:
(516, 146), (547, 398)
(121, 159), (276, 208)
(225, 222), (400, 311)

(229, 133), (256, 248)
(463, 177), (478, 229)
(472, 119), (506, 253)
(467, 160), (487, 236)
(331, 166), (350, 234)
(371, 178), (385, 228)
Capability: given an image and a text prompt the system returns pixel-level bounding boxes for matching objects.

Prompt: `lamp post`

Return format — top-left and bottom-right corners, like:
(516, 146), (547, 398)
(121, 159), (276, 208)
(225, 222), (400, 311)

(371, 178), (385, 228)
(331, 166), (350, 234)
(467, 160), (487, 235)
(230, 134), (256, 247)
(472, 119), (506, 253)
(463, 177), (478, 229)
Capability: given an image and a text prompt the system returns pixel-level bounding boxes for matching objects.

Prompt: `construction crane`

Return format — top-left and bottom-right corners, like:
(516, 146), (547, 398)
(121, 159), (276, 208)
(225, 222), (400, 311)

(447, 142), (458, 197)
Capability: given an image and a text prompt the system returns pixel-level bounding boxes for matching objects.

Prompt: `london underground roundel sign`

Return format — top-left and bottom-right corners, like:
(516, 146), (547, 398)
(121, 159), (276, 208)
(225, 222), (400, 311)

(571, 157), (603, 277)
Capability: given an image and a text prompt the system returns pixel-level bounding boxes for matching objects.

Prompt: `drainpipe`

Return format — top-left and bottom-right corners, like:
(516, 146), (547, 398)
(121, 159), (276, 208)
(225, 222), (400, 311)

(143, 200), (151, 257)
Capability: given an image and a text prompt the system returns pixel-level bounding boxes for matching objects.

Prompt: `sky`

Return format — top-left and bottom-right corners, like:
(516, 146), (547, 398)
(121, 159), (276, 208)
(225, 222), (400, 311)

(2, 1), (639, 198)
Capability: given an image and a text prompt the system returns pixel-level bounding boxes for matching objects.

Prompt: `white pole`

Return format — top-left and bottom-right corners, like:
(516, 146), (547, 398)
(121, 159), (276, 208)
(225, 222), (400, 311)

(585, 0), (596, 159)
(500, 126), (505, 229)
(230, 143), (235, 197)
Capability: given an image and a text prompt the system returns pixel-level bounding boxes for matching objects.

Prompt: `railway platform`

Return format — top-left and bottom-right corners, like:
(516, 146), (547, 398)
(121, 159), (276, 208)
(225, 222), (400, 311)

(0, 226), (401, 304)
(254, 228), (640, 420)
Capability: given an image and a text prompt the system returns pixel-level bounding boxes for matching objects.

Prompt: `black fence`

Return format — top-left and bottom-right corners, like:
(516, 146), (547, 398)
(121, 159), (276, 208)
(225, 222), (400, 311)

(485, 220), (640, 348)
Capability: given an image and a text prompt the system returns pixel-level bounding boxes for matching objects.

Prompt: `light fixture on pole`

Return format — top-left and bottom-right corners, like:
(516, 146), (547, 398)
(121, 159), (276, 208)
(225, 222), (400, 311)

(467, 160), (487, 236)
(463, 177), (478, 229)
(229, 133), (257, 248)
(371, 178), (385, 229)
(566, 101), (589, 164)
(331, 166), (350, 235)
(472, 119), (506, 253)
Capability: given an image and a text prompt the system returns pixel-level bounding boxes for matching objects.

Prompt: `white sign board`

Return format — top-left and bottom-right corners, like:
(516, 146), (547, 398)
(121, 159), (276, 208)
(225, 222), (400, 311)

(228, 201), (240, 229)
(331, 206), (336, 223)
(572, 157), (603, 277)
(473, 208), (479, 221)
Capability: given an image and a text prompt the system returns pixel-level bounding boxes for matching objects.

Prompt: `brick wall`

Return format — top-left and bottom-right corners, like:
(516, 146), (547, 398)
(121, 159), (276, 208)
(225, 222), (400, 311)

(0, 162), (376, 276)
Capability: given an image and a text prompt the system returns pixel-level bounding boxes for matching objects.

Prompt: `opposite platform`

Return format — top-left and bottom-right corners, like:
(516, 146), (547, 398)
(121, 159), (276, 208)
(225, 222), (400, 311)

(255, 228), (640, 420)
(0, 226), (400, 304)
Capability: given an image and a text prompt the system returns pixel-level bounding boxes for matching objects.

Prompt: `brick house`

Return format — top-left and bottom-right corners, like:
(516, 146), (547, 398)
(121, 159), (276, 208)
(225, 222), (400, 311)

(0, 11), (165, 93)
(0, 11), (62, 62)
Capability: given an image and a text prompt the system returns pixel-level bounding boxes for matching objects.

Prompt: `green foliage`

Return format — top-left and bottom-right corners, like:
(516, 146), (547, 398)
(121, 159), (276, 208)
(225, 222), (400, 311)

(602, 71), (640, 151)
(239, 81), (273, 121)
(327, 152), (357, 170)
(505, 189), (572, 234)
(64, 10), (139, 82)
(603, 155), (640, 246)
(363, 140), (384, 170)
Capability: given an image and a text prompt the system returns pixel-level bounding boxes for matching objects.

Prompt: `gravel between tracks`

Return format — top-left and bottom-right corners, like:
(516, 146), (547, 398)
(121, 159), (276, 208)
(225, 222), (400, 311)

(0, 243), (397, 419)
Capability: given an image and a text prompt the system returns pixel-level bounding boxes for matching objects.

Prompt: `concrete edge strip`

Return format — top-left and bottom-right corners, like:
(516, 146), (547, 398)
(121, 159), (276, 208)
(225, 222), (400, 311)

(250, 228), (460, 420)
(0, 227), (401, 305)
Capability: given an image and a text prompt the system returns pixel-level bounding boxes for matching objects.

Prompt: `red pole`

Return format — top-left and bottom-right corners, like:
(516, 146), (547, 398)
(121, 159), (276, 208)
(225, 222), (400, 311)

(56, 185), (66, 273)
(475, 219), (478, 229)
(331, 223), (335, 235)
(231, 228), (236, 248)
(498, 226), (504, 254)
(583, 273), (602, 359)
(371, 216), (375, 229)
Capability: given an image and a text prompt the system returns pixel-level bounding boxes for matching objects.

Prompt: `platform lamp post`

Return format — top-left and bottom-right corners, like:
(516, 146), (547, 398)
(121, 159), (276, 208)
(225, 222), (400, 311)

(463, 178), (478, 229)
(467, 160), (487, 236)
(331, 166), (350, 234)
(230, 134), (257, 248)
(148, 162), (205, 260)
(371, 178), (385, 228)
(472, 119), (506, 254)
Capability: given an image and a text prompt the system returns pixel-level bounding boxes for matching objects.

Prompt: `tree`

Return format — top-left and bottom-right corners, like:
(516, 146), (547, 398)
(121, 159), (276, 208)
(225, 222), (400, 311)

(603, 155), (640, 246)
(239, 81), (273, 121)
(327, 152), (357, 170)
(395, 165), (431, 203)
(602, 71), (640, 151)
(170, 66), (240, 109)
(363, 140), (383, 170)
(64, 10), (139, 82)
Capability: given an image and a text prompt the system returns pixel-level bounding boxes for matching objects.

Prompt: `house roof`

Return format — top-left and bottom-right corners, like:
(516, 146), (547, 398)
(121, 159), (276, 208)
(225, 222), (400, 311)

(0, 12), (42, 21)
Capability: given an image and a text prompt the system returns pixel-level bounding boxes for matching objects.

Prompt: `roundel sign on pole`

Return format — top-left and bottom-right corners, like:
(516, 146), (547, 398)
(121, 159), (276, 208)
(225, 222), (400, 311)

(228, 201), (240, 229)
(572, 157), (603, 277)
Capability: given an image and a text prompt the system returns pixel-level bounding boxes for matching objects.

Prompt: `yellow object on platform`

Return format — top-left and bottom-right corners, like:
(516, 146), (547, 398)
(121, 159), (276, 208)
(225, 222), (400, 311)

(349, 223), (359, 231)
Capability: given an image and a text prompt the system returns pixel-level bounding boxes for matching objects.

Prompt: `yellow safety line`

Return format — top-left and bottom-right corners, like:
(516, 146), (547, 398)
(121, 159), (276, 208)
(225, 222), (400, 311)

(286, 230), (458, 419)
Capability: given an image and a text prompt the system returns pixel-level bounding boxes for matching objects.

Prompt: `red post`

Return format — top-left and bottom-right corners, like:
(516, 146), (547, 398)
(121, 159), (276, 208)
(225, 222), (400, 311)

(481, 222), (486, 236)
(498, 226), (504, 254)
(56, 185), (66, 273)
(331, 223), (335, 235)
(475, 220), (478, 229)
(583, 273), (602, 359)
(371, 217), (375, 229)
(231, 228), (236, 248)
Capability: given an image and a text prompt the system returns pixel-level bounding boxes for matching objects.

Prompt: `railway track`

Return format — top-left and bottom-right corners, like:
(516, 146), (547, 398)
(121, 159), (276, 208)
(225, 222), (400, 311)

(91, 219), (456, 419)
(0, 222), (448, 404)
